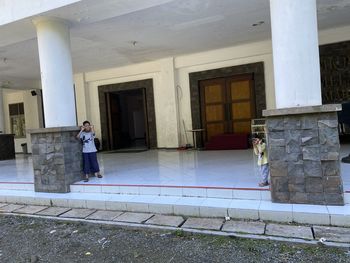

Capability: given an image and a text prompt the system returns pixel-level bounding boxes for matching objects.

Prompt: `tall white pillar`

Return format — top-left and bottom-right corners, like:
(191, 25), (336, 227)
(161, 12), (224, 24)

(33, 17), (76, 127)
(270, 0), (322, 108)
(0, 88), (4, 133)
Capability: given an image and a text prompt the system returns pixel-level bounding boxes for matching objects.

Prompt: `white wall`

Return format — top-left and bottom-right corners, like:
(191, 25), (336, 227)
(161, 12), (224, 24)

(3, 89), (40, 153)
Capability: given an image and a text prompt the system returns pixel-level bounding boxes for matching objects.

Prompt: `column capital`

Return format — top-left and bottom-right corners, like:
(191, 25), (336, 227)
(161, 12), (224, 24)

(32, 16), (71, 28)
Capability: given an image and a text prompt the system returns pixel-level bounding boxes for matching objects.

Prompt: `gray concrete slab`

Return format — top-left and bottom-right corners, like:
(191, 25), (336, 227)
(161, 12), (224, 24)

(182, 217), (224, 231)
(59, 208), (96, 219)
(0, 204), (25, 213)
(114, 212), (154, 224)
(222, 220), (266, 235)
(145, 214), (185, 227)
(86, 210), (124, 221)
(265, 223), (313, 240)
(13, 205), (48, 214)
(36, 207), (72, 217)
(313, 225), (350, 243)
(0, 203), (8, 208)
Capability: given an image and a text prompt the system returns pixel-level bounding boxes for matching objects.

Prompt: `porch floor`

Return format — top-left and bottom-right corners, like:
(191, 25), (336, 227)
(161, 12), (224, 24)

(0, 145), (350, 192)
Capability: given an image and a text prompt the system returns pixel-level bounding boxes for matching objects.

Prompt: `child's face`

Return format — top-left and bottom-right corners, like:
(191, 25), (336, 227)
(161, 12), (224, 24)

(83, 123), (91, 132)
(253, 138), (261, 144)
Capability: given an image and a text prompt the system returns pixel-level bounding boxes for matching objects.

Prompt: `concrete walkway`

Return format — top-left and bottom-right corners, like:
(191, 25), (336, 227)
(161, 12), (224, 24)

(1, 202), (350, 248)
(0, 189), (350, 227)
(0, 190), (350, 227)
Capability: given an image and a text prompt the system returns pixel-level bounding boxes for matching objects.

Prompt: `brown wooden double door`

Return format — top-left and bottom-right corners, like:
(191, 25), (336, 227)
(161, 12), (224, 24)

(200, 74), (256, 142)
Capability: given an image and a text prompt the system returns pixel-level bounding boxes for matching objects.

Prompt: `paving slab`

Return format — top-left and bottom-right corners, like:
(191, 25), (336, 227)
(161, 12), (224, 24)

(13, 205), (48, 214)
(182, 217), (224, 231)
(313, 225), (350, 243)
(145, 214), (185, 227)
(0, 203), (8, 208)
(86, 210), (124, 221)
(36, 207), (72, 217)
(59, 208), (96, 219)
(222, 220), (266, 235)
(0, 204), (25, 213)
(265, 223), (313, 240)
(114, 212), (154, 224)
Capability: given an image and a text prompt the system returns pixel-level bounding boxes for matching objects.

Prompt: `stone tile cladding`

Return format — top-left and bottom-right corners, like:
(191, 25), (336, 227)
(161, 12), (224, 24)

(266, 111), (344, 205)
(30, 127), (82, 193)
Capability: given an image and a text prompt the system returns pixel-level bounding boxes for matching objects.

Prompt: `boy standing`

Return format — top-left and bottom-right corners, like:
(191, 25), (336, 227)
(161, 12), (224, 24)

(252, 134), (269, 187)
(76, 121), (102, 182)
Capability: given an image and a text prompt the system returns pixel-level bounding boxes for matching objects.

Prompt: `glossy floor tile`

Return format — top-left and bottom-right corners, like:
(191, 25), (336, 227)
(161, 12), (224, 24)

(0, 145), (349, 191)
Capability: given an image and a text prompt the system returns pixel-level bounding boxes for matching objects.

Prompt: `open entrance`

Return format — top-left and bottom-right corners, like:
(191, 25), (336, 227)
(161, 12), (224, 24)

(106, 89), (148, 150)
(98, 79), (157, 151)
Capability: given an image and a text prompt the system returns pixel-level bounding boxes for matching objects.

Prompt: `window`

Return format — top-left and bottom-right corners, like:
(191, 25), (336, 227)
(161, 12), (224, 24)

(9, 103), (26, 138)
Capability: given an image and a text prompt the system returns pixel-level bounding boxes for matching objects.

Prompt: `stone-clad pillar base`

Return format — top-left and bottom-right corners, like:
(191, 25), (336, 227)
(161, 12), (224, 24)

(263, 104), (344, 206)
(29, 127), (82, 193)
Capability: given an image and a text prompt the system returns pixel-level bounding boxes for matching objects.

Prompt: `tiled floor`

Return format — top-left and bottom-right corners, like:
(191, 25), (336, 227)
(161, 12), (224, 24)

(0, 145), (350, 192)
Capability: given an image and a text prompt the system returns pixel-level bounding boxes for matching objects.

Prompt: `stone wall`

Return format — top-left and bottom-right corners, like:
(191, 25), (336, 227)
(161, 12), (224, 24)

(30, 127), (82, 193)
(264, 105), (344, 205)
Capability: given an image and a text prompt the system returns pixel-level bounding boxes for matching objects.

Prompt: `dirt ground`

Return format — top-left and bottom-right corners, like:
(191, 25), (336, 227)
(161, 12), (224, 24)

(0, 215), (349, 263)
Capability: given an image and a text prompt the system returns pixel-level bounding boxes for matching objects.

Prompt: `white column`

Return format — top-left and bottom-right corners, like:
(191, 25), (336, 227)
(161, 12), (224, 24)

(270, 0), (322, 108)
(0, 88), (4, 133)
(33, 17), (76, 127)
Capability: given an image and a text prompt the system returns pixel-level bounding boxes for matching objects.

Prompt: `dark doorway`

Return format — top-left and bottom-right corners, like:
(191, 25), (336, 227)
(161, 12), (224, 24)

(98, 79), (157, 151)
(106, 89), (148, 150)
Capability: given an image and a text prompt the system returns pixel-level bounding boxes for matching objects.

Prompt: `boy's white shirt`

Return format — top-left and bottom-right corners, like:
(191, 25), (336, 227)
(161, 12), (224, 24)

(80, 131), (97, 153)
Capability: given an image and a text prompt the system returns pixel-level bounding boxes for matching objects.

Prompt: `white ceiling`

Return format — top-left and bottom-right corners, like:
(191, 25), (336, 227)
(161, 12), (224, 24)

(0, 0), (350, 89)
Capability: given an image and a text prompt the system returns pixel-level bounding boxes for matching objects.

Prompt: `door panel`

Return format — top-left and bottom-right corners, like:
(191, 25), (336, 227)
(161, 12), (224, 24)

(200, 74), (255, 143)
(228, 75), (255, 134)
(205, 84), (224, 103)
(205, 105), (224, 122)
(232, 102), (251, 120)
(206, 123), (225, 141)
(233, 121), (251, 133)
(200, 78), (227, 142)
(106, 93), (121, 149)
(231, 80), (251, 100)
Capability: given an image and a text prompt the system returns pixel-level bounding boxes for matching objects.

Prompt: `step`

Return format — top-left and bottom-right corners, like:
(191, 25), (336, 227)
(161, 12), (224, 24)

(0, 189), (349, 226)
(70, 183), (271, 201)
(0, 182), (34, 191)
